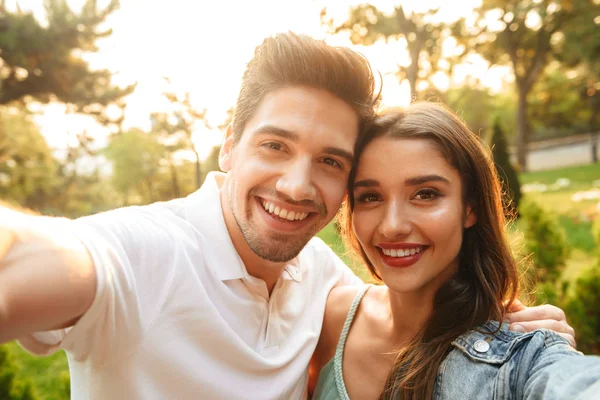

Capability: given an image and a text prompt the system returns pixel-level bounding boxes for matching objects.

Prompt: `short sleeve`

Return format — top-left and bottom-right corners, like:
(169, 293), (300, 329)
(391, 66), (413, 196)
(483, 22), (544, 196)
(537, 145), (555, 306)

(18, 205), (180, 366)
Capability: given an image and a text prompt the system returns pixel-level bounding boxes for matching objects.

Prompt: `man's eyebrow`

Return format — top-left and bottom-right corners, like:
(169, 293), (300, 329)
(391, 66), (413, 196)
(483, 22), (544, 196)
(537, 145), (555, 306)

(405, 175), (450, 186)
(252, 125), (299, 141)
(252, 125), (354, 163)
(353, 179), (379, 189)
(324, 147), (354, 164)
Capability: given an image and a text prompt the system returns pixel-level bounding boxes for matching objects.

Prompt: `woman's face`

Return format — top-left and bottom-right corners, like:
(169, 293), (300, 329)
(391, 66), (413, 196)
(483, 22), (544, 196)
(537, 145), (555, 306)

(352, 136), (476, 296)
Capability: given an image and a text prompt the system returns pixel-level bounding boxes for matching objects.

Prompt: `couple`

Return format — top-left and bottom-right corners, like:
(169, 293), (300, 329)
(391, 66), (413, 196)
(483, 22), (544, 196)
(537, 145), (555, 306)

(0, 32), (594, 399)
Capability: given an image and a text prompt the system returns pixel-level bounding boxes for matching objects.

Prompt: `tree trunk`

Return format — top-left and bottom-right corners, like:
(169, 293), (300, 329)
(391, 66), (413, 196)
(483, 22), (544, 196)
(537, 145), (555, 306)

(168, 155), (180, 198)
(193, 149), (202, 189)
(589, 100), (599, 163)
(406, 45), (420, 102)
(516, 86), (529, 171)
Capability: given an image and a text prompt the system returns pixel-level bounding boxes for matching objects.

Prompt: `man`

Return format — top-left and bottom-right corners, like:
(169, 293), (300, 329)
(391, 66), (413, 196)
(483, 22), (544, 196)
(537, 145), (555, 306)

(0, 32), (573, 399)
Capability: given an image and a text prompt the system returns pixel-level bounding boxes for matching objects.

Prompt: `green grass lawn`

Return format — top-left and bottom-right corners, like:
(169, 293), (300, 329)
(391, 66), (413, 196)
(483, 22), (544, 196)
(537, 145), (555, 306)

(7, 162), (600, 398)
(520, 163), (600, 186)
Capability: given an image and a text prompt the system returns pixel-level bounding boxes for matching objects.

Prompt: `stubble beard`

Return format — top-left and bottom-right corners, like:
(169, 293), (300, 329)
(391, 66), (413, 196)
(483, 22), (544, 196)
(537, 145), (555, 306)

(228, 182), (322, 263)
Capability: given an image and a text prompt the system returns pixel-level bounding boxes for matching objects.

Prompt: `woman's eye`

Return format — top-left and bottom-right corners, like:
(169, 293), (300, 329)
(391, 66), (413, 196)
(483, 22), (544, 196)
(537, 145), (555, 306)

(356, 193), (381, 203)
(414, 189), (440, 201)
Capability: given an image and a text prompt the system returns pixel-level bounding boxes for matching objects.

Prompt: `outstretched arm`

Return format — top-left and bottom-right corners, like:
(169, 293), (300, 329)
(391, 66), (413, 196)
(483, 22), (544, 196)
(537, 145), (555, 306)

(0, 206), (96, 343)
(524, 339), (600, 400)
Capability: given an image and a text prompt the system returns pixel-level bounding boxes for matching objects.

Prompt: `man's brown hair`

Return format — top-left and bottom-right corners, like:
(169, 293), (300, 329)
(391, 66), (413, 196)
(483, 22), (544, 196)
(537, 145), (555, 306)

(232, 32), (380, 143)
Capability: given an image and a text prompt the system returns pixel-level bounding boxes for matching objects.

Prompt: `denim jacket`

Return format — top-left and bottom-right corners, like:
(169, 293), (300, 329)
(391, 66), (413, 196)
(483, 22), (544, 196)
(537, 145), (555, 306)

(434, 321), (600, 400)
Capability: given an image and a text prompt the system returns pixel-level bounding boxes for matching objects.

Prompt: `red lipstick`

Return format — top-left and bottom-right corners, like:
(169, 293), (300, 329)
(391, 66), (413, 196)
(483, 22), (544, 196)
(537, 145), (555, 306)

(376, 243), (427, 268)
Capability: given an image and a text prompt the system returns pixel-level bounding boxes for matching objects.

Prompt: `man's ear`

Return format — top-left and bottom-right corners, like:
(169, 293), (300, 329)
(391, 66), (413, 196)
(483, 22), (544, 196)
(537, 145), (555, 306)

(219, 124), (235, 172)
(464, 205), (477, 229)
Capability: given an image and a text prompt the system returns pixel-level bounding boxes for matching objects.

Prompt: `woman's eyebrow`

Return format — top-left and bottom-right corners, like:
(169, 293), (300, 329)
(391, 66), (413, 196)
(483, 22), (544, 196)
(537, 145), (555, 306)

(405, 175), (450, 186)
(353, 179), (379, 188)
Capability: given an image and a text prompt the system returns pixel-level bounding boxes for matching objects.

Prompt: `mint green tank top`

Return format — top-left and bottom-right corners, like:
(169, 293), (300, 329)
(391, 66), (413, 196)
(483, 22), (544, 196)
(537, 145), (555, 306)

(313, 285), (371, 400)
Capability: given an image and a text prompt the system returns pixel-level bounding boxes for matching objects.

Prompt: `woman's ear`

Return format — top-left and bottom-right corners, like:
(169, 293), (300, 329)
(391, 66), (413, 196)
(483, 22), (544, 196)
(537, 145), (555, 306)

(219, 125), (235, 172)
(464, 206), (477, 229)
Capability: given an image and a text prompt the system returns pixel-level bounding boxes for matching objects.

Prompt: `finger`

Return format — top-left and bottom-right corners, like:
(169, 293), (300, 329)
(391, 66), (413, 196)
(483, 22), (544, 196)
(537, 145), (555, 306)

(555, 333), (577, 349)
(506, 304), (566, 323)
(509, 320), (575, 336)
(506, 299), (525, 313)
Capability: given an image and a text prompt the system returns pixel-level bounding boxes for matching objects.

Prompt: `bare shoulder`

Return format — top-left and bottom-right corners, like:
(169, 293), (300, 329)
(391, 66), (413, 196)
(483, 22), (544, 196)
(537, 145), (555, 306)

(314, 286), (362, 364)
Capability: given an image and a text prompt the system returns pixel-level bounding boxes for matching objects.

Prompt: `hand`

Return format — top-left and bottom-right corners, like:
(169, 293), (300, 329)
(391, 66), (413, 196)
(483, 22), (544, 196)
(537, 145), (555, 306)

(506, 300), (576, 348)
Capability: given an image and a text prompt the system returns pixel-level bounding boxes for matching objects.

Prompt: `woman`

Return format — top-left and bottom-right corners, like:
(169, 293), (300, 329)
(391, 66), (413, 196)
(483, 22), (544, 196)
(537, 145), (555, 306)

(311, 103), (600, 399)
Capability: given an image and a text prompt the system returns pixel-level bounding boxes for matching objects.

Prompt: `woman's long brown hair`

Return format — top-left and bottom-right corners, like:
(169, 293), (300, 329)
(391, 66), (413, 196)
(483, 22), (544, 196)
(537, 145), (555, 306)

(339, 102), (520, 400)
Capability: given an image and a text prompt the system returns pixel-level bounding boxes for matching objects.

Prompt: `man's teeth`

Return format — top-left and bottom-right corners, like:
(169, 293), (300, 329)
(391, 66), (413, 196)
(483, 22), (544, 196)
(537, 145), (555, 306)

(261, 200), (309, 221)
(381, 246), (424, 258)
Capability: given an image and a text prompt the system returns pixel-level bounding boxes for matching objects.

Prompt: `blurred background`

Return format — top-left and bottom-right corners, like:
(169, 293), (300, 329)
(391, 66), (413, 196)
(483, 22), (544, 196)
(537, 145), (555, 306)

(1, 0), (599, 398)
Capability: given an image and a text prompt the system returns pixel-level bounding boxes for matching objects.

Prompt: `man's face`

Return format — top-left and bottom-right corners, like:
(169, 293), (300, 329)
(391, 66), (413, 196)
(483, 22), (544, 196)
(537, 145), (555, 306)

(220, 86), (359, 262)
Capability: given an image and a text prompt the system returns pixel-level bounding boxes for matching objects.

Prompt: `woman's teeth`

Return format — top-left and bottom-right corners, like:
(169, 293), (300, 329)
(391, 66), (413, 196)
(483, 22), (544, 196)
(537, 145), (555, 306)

(261, 200), (309, 221)
(381, 246), (424, 258)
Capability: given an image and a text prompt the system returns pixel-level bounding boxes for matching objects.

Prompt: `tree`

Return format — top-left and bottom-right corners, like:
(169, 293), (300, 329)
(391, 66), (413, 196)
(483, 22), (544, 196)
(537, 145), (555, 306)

(558, 5), (600, 161)
(163, 91), (211, 190)
(322, 5), (462, 101)
(104, 128), (164, 205)
(0, 0), (134, 123)
(491, 119), (521, 217)
(201, 144), (221, 183)
(460, 0), (600, 170)
(0, 107), (58, 211)
(527, 65), (592, 137)
(445, 84), (517, 136)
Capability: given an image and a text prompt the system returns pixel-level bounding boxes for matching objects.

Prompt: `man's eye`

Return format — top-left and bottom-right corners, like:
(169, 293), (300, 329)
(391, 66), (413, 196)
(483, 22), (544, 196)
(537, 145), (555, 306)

(264, 142), (283, 151)
(323, 157), (342, 169)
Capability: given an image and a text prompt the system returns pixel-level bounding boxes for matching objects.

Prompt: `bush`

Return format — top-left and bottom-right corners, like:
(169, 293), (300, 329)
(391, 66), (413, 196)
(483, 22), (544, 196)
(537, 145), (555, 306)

(565, 267), (600, 354)
(491, 120), (522, 217)
(521, 201), (569, 285)
(0, 346), (38, 400)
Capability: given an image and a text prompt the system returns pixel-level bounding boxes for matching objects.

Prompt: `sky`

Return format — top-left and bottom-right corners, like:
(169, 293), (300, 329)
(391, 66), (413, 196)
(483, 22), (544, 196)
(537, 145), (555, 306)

(11, 0), (508, 160)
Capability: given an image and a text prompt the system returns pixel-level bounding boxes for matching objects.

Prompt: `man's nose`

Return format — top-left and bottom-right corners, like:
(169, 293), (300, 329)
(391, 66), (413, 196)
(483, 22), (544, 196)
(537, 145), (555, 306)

(275, 157), (317, 202)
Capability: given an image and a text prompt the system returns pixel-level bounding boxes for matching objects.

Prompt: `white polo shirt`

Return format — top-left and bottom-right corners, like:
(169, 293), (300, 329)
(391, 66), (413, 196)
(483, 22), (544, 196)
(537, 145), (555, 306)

(19, 172), (361, 400)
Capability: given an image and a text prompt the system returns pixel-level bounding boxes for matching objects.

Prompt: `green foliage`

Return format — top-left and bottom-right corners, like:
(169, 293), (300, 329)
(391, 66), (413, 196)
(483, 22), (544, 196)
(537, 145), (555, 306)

(522, 201), (569, 284)
(0, 346), (38, 400)
(0, 108), (58, 211)
(558, 215), (594, 254)
(0, 0), (134, 122)
(4, 343), (69, 400)
(446, 85), (517, 137)
(457, 0), (600, 169)
(528, 66), (596, 137)
(317, 222), (373, 283)
(104, 129), (165, 205)
(564, 266), (600, 354)
(491, 119), (522, 216)
(323, 4), (458, 100)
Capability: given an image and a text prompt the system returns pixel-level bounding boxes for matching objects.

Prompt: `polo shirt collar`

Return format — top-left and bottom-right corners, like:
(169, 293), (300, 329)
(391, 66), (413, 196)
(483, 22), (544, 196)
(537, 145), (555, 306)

(184, 172), (304, 283)
(184, 172), (246, 281)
